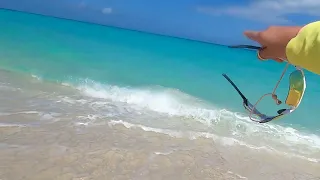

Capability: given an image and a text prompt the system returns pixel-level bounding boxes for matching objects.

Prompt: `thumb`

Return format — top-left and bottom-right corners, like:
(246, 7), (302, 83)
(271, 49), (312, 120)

(258, 48), (284, 63)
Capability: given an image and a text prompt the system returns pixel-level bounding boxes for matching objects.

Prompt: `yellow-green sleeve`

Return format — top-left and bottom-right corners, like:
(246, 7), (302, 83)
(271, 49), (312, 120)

(286, 21), (320, 75)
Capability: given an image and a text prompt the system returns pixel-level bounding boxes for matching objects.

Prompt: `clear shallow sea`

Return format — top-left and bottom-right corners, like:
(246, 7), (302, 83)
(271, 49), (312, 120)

(1, 9), (320, 180)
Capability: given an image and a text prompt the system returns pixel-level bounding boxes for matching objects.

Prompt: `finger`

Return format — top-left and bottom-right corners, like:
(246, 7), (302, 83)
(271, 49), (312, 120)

(257, 47), (272, 60)
(244, 31), (264, 45)
(258, 48), (284, 63)
(274, 58), (284, 63)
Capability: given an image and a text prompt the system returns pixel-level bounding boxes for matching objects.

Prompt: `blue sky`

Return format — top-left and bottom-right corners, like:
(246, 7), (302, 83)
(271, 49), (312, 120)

(1, 0), (319, 44)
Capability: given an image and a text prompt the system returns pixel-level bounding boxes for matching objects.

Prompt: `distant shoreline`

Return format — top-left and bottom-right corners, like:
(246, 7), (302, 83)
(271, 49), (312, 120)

(1, 8), (234, 47)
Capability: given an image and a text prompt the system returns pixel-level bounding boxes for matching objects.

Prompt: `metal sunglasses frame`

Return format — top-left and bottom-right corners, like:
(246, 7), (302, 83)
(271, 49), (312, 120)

(223, 45), (306, 123)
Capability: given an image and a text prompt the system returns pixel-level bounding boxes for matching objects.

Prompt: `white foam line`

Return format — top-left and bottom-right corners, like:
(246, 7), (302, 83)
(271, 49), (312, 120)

(0, 123), (28, 128)
(31, 74), (42, 81)
(227, 170), (248, 179)
(108, 120), (319, 163)
(0, 85), (22, 91)
(57, 96), (88, 104)
(0, 111), (39, 116)
(154, 151), (174, 156)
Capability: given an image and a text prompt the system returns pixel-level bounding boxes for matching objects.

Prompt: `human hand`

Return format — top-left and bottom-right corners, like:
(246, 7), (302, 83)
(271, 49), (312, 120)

(244, 26), (302, 62)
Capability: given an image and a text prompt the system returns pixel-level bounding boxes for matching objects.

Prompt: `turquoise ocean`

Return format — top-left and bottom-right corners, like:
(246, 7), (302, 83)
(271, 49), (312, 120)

(1, 9), (320, 164)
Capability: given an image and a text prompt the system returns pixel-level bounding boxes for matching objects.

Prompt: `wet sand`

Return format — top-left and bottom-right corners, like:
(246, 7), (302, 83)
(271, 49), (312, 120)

(1, 118), (320, 180)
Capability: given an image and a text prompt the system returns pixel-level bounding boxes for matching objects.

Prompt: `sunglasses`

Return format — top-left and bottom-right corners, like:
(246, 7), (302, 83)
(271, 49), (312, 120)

(224, 45), (306, 123)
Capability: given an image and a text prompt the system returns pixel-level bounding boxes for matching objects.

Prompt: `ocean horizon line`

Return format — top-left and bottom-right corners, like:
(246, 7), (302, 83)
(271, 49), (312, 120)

(0, 7), (246, 48)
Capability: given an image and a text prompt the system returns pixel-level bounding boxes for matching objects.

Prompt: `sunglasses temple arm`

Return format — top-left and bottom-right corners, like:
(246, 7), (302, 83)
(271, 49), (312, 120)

(222, 74), (249, 105)
(228, 45), (262, 50)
